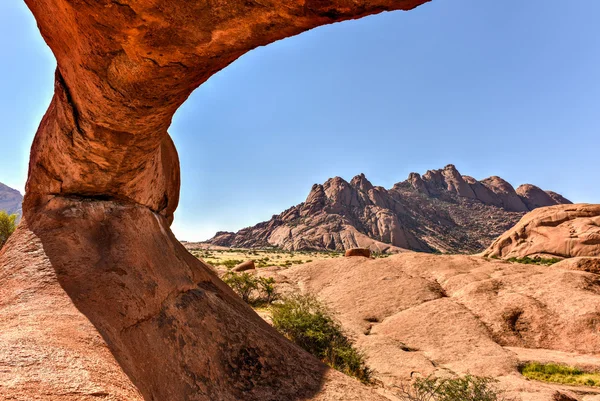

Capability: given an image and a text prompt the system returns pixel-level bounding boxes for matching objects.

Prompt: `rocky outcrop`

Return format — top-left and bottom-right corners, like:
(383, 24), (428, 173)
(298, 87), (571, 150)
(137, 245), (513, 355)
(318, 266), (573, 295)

(3, 0), (434, 400)
(480, 176), (529, 212)
(483, 204), (600, 259)
(208, 165), (571, 254)
(0, 182), (22, 217)
(3, 200), (388, 401)
(260, 253), (600, 400)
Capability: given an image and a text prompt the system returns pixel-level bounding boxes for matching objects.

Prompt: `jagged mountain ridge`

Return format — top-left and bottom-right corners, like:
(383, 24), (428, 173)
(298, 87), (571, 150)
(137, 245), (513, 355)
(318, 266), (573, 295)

(0, 182), (23, 217)
(207, 165), (572, 254)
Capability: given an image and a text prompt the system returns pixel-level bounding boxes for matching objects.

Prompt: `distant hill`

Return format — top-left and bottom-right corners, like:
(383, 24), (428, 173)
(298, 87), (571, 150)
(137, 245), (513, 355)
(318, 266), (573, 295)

(206, 165), (572, 254)
(0, 182), (23, 217)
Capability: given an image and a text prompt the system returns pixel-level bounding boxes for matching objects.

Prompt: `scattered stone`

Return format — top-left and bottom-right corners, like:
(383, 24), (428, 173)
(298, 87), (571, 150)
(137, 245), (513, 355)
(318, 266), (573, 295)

(232, 260), (256, 272)
(345, 248), (371, 258)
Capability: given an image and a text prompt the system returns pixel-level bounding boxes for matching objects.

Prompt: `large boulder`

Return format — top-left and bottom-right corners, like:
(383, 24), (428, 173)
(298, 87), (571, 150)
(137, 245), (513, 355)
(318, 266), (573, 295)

(483, 204), (600, 259)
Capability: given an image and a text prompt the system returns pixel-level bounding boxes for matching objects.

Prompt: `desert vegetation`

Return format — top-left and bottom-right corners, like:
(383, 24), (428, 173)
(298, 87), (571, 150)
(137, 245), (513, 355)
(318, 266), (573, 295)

(520, 362), (600, 387)
(220, 271), (373, 384)
(0, 211), (17, 250)
(271, 294), (373, 384)
(506, 256), (562, 266)
(395, 375), (512, 401)
(222, 271), (277, 305)
(189, 247), (343, 268)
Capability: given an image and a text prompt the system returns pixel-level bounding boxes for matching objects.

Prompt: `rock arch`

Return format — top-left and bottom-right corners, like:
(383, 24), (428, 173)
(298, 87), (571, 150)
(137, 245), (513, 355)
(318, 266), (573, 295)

(1, 1), (429, 400)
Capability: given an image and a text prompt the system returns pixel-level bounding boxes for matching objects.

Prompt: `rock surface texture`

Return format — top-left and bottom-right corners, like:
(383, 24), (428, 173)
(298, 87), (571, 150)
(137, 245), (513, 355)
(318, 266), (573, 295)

(259, 253), (600, 401)
(209, 165), (571, 254)
(1, 0), (435, 400)
(484, 204), (600, 259)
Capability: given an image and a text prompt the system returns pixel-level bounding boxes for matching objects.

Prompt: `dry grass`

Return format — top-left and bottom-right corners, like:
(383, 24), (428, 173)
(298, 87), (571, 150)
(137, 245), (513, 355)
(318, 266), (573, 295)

(520, 362), (600, 387)
(188, 248), (343, 268)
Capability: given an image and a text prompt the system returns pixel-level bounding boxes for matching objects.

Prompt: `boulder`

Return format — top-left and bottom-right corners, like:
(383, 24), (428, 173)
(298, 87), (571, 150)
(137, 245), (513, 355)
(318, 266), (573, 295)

(345, 248), (371, 258)
(232, 260), (256, 272)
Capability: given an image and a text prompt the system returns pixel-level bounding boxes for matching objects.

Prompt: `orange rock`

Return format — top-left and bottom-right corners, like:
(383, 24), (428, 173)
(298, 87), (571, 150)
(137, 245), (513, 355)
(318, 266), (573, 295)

(483, 204), (600, 259)
(262, 252), (600, 399)
(5, 0), (433, 399)
(232, 260), (256, 272)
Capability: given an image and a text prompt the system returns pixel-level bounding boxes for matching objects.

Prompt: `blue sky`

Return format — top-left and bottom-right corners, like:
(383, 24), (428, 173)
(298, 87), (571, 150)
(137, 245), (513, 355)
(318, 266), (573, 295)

(1, 0), (598, 241)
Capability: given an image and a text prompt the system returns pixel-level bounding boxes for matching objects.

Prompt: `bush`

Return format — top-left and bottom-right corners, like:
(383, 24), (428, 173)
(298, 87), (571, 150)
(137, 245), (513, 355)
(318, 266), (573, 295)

(222, 271), (278, 305)
(396, 375), (512, 401)
(271, 294), (373, 383)
(506, 256), (561, 266)
(0, 211), (17, 250)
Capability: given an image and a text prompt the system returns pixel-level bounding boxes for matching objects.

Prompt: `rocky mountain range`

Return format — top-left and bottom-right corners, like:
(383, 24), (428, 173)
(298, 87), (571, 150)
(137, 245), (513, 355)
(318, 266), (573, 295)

(207, 165), (572, 254)
(0, 182), (23, 217)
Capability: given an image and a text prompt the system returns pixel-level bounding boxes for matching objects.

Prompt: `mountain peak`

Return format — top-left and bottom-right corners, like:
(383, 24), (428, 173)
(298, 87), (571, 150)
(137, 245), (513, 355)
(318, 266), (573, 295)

(350, 173), (374, 192)
(207, 165), (572, 254)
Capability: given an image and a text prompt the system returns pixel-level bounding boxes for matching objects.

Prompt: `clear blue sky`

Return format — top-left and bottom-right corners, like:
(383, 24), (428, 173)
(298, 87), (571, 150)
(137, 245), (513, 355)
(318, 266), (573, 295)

(1, 0), (598, 241)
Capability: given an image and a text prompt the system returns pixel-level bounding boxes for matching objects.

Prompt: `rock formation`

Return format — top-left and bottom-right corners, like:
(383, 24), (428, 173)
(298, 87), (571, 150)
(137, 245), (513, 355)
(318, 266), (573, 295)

(483, 204), (600, 259)
(0, 182), (23, 217)
(1, 0), (435, 400)
(232, 260), (256, 272)
(208, 165), (571, 254)
(345, 248), (372, 258)
(259, 253), (600, 400)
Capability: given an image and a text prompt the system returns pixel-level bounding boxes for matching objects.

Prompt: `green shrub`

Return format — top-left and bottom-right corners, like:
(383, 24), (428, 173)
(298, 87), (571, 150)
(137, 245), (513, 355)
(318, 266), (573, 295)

(0, 211), (17, 250)
(271, 294), (373, 383)
(397, 375), (512, 401)
(520, 362), (600, 387)
(222, 271), (278, 305)
(506, 256), (561, 266)
(258, 276), (277, 304)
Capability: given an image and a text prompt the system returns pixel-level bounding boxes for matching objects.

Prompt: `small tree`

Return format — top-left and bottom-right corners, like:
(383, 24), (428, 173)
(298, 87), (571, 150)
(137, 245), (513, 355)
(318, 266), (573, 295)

(0, 211), (17, 250)
(222, 271), (278, 305)
(222, 271), (257, 303)
(396, 375), (513, 401)
(258, 276), (277, 304)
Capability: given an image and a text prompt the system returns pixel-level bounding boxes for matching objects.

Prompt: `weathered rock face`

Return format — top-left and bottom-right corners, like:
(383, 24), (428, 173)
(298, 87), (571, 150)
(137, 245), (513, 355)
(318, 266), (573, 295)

(0, 182), (23, 217)
(4, 0), (436, 400)
(3, 200), (389, 400)
(260, 253), (600, 400)
(208, 165), (571, 254)
(483, 204), (600, 259)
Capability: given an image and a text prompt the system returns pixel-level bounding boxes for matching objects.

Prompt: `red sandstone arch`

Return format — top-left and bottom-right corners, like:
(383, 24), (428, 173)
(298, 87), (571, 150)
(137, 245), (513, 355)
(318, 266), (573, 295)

(1, 1), (429, 400)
